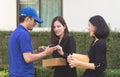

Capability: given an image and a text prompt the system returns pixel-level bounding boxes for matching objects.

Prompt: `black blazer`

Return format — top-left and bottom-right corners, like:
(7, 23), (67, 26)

(52, 36), (77, 77)
(83, 39), (107, 77)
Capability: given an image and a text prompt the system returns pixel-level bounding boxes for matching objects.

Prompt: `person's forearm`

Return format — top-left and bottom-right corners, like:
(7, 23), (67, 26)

(32, 51), (48, 62)
(24, 47), (56, 63)
(24, 51), (48, 63)
(78, 61), (95, 70)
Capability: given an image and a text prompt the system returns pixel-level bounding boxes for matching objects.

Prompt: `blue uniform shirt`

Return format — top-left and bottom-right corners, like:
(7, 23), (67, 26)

(8, 25), (34, 77)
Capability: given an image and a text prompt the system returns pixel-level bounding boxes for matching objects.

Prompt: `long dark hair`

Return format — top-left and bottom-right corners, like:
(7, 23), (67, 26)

(50, 16), (69, 44)
(89, 15), (110, 39)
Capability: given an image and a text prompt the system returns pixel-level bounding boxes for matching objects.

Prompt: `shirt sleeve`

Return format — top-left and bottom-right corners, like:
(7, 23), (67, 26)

(19, 32), (33, 53)
(94, 40), (107, 72)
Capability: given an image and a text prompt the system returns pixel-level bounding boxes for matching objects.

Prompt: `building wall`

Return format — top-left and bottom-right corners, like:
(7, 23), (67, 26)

(0, 0), (120, 32)
(63, 0), (120, 32)
(0, 0), (17, 31)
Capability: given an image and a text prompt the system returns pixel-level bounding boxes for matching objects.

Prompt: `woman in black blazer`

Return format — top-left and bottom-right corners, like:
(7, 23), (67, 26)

(50, 16), (77, 77)
(68, 15), (110, 77)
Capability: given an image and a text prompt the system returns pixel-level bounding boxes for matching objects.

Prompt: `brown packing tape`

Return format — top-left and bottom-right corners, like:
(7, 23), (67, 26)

(72, 53), (89, 69)
(42, 58), (67, 67)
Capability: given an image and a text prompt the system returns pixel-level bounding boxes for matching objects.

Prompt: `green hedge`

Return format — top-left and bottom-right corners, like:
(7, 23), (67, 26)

(1, 65), (120, 77)
(0, 31), (120, 77)
(34, 67), (120, 77)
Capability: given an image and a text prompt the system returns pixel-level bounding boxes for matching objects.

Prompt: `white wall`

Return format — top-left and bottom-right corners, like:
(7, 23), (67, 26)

(1, 0), (120, 32)
(0, 0), (17, 31)
(63, 0), (120, 32)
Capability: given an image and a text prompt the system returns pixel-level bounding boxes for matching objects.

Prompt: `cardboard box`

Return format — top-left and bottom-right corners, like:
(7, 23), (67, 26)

(72, 53), (89, 69)
(42, 58), (66, 67)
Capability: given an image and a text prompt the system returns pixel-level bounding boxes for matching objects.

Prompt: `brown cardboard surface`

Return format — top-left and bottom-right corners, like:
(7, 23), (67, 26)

(42, 58), (66, 67)
(72, 53), (89, 69)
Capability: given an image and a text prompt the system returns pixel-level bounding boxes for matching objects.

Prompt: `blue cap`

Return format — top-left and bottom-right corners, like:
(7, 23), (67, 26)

(20, 7), (43, 23)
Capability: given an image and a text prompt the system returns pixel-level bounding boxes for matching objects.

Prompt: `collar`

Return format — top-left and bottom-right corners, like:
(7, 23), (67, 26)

(18, 24), (28, 32)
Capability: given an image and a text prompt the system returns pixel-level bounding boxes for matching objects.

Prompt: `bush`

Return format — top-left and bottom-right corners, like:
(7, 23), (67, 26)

(0, 64), (9, 77)
(34, 66), (53, 77)
(105, 69), (120, 77)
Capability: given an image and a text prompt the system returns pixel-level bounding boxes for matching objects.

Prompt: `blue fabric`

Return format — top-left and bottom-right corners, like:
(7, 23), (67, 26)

(8, 25), (34, 77)
(21, 7), (43, 23)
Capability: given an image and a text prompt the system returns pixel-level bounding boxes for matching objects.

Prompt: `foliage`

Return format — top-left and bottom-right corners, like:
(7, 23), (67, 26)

(34, 66), (53, 77)
(0, 64), (9, 77)
(105, 69), (120, 77)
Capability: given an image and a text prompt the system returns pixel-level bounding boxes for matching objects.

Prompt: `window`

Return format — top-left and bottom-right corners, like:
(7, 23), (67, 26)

(18, 0), (62, 28)
(40, 0), (62, 27)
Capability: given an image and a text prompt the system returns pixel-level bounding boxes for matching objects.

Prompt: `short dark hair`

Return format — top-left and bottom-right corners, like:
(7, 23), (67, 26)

(89, 15), (110, 39)
(19, 16), (26, 23)
(19, 16), (32, 23)
(50, 16), (69, 44)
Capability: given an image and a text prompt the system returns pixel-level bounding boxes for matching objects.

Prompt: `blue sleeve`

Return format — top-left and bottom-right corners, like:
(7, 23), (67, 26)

(19, 32), (33, 53)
